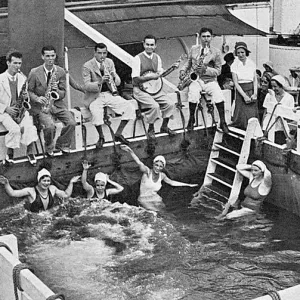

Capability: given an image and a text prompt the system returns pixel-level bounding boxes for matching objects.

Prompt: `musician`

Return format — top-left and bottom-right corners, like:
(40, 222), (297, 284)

(28, 45), (76, 156)
(82, 43), (135, 148)
(179, 28), (229, 133)
(0, 51), (38, 165)
(132, 35), (178, 138)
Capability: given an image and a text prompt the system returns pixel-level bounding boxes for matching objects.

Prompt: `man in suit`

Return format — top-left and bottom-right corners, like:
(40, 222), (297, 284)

(82, 42), (135, 148)
(179, 27), (229, 133)
(0, 51), (38, 165)
(28, 45), (76, 156)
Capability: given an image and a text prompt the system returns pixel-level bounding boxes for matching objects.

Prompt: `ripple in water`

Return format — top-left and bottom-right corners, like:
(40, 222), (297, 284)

(1, 192), (300, 300)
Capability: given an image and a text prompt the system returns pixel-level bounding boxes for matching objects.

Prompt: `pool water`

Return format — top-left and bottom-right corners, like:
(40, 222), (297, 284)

(1, 186), (300, 300)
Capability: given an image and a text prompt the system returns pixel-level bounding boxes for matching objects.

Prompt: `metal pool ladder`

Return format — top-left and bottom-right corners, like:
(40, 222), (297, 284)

(202, 118), (263, 208)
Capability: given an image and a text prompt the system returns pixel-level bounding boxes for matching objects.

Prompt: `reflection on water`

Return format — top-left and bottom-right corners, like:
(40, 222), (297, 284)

(1, 188), (300, 300)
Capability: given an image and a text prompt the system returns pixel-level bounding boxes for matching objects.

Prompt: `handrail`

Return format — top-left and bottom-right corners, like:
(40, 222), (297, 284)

(264, 103), (300, 151)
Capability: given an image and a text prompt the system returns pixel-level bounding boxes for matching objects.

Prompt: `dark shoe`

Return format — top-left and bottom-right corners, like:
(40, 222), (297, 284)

(148, 129), (156, 140)
(219, 122), (229, 134)
(27, 154), (37, 166)
(5, 153), (14, 165)
(160, 127), (176, 137)
(115, 134), (130, 145)
(96, 137), (105, 149)
(56, 146), (71, 155)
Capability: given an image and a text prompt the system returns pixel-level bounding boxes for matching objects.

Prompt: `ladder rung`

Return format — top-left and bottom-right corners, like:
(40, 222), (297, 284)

(208, 173), (233, 188)
(227, 131), (245, 141)
(204, 185), (229, 200)
(228, 126), (246, 136)
(214, 143), (240, 156)
(211, 158), (236, 172)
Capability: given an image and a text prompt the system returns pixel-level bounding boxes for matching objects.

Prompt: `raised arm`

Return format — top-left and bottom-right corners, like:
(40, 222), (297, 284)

(81, 161), (94, 198)
(106, 175), (124, 196)
(162, 173), (198, 187)
(55, 175), (81, 199)
(0, 176), (31, 198)
(236, 164), (252, 179)
(120, 145), (148, 173)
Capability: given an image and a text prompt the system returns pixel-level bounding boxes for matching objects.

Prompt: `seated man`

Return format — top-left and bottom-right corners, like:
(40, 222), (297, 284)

(132, 34), (178, 138)
(0, 51), (38, 165)
(82, 43), (135, 148)
(28, 45), (76, 156)
(179, 27), (229, 133)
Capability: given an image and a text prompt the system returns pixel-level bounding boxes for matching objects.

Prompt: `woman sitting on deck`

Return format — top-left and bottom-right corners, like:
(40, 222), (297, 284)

(217, 160), (272, 220)
(0, 168), (80, 213)
(262, 75), (295, 145)
(81, 160), (124, 200)
(120, 145), (198, 211)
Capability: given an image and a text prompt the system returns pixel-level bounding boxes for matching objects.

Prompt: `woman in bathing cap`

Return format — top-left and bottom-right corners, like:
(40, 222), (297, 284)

(121, 145), (198, 212)
(0, 168), (80, 213)
(81, 160), (124, 200)
(217, 160), (272, 219)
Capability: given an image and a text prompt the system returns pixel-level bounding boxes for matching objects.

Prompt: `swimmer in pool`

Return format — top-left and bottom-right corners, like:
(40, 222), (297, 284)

(0, 168), (80, 213)
(81, 160), (124, 200)
(217, 160), (272, 220)
(121, 144), (198, 211)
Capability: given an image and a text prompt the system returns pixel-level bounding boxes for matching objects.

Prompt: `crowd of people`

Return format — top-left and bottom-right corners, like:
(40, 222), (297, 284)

(0, 27), (283, 217)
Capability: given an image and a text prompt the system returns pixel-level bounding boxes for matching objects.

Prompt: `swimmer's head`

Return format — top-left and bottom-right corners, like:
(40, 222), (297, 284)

(251, 160), (266, 177)
(94, 172), (107, 191)
(153, 155), (166, 174)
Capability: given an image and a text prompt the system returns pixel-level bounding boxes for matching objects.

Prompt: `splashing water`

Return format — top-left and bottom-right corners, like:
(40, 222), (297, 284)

(1, 189), (300, 300)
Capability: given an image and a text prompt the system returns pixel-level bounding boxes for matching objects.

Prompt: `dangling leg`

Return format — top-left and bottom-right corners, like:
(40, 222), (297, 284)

(187, 102), (197, 131)
(95, 125), (105, 149)
(215, 102), (229, 134)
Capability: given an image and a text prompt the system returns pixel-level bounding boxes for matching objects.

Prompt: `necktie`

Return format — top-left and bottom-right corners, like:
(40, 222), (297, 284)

(46, 71), (51, 86)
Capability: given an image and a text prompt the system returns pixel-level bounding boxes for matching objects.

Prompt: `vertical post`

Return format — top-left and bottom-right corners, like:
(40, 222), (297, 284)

(8, 0), (65, 75)
(297, 111), (300, 152)
(64, 46), (71, 110)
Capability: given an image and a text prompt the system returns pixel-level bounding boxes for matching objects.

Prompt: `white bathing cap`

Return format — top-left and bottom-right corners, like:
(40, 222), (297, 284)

(153, 155), (166, 167)
(37, 168), (51, 182)
(94, 172), (107, 184)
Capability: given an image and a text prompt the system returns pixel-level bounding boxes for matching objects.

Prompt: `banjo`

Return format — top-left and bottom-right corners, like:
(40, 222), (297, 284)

(140, 54), (186, 95)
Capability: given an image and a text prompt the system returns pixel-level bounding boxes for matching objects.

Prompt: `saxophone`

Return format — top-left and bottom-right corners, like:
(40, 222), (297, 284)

(101, 62), (118, 96)
(178, 45), (209, 91)
(13, 71), (31, 124)
(42, 67), (59, 114)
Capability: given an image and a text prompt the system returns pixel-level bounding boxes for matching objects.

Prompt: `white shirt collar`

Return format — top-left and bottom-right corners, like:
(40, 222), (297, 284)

(6, 71), (16, 81)
(43, 65), (54, 74)
(143, 51), (154, 59)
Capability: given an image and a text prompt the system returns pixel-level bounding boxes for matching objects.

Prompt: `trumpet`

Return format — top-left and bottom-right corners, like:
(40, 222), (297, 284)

(42, 67), (59, 114)
(101, 61), (118, 96)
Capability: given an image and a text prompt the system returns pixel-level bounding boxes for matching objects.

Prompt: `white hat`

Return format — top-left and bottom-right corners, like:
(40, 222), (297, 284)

(271, 75), (286, 88)
(153, 155), (166, 167)
(252, 160), (266, 172)
(94, 172), (107, 184)
(37, 168), (51, 182)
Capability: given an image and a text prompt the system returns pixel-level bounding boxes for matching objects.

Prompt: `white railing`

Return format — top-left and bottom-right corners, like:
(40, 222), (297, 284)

(263, 102), (300, 151)
(0, 234), (60, 300)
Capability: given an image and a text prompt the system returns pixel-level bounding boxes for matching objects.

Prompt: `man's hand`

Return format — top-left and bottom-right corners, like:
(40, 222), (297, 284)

(5, 107), (19, 117)
(194, 64), (207, 75)
(102, 74), (110, 83)
(37, 96), (48, 105)
(146, 73), (160, 81)
(179, 71), (186, 81)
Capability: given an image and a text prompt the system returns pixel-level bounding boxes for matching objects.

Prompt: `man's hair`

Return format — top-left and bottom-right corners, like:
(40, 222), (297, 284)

(199, 27), (213, 36)
(143, 34), (157, 43)
(94, 43), (107, 51)
(6, 50), (22, 62)
(41, 45), (56, 55)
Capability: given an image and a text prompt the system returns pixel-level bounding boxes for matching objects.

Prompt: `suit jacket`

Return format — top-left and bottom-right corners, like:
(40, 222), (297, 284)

(27, 64), (66, 114)
(181, 44), (222, 83)
(82, 57), (120, 107)
(0, 71), (27, 114)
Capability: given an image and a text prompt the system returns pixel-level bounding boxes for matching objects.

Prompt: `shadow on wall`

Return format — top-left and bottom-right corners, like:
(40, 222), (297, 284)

(0, 56), (7, 74)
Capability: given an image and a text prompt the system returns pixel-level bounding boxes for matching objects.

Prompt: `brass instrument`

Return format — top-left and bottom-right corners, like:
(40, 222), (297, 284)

(42, 67), (59, 114)
(102, 62), (118, 96)
(178, 45), (209, 91)
(13, 71), (31, 124)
